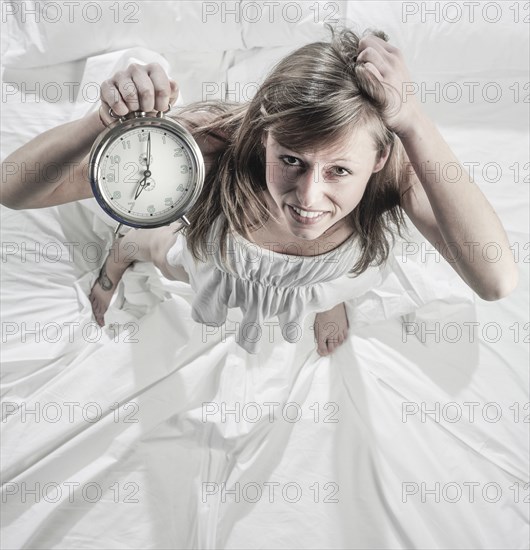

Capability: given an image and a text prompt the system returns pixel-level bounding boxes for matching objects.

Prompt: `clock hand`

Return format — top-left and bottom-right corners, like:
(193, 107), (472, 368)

(133, 174), (149, 200)
(133, 133), (154, 201)
(146, 132), (151, 171)
(133, 179), (145, 200)
(132, 173), (145, 199)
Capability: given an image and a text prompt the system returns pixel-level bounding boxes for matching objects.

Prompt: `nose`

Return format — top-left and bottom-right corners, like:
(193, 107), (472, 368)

(295, 166), (322, 209)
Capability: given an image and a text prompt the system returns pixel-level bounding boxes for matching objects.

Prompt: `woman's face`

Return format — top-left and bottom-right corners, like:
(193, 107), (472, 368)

(262, 126), (390, 240)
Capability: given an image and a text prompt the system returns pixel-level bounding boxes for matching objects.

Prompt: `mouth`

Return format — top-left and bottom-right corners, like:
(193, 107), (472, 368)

(287, 204), (329, 225)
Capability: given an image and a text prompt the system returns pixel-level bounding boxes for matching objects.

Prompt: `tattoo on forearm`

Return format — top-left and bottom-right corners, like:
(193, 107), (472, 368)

(98, 263), (114, 291)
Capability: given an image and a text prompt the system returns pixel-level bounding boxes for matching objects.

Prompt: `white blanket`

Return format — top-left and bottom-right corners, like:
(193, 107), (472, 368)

(1, 2), (528, 548)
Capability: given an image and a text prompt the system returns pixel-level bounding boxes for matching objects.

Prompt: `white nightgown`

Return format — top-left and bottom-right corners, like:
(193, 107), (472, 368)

(166, 214), (384, 354)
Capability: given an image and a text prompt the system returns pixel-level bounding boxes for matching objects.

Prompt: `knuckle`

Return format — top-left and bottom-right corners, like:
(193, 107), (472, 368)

(155, 88), (169, 98)
(123, 96), (138, 106)
(137, 87), (152, 99)
(132, 63), (148, 77)
(107, 94), (121, 107)
(122, 88), (138, 104)
(146, 62), (162, 72)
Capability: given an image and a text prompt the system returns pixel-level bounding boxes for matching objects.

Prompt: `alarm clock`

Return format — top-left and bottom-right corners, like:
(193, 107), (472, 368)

(88, 106), (205, 235)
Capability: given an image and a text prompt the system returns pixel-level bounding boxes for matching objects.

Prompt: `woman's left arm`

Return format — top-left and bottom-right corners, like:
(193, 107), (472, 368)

(356, 35), (519, 301)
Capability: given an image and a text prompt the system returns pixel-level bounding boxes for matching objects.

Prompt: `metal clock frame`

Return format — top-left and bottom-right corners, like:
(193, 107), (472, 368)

(88, 109), (205, 233)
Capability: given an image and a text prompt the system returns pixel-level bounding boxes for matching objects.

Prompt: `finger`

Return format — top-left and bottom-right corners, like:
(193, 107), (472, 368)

(329, 333), (346, 354)
(357, 47), (387, 79)
(146, 63), (172, 112)
(359, 34), (397, 57)
(130, 65), (156, 113)
(100, 79), (129, 117)
(91, 301), (104, 325)
(316, 335), (329, 356)
(116, 73), (141, 113)
(92, 303), (101, 322)
(362, 62), (385, 83)
(169, 79), (180, 106)
(89, 293), (99, 310)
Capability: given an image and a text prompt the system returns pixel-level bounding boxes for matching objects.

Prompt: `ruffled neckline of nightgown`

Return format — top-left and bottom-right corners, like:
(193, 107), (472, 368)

(232, 224), (358, 261)
(207, 215), (362, 288)
(179, 215), (367, 354)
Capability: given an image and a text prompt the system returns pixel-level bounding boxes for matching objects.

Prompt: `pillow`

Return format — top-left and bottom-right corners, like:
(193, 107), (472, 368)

(240, 0), (348, 48)
(2, 0), (244, 68)
(342, 1), (529, 74)
(163, 50), (235, 104)
(226, 46), (301, 102)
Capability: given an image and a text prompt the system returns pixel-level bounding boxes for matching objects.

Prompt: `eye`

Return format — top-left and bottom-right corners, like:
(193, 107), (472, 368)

(331, 166), (352, 177)
(279, 155), (302, 167)
(278, 155), (352, 177)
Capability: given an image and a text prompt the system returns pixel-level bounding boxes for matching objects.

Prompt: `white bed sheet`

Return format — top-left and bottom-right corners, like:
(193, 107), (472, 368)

(1, 3), (529, 549)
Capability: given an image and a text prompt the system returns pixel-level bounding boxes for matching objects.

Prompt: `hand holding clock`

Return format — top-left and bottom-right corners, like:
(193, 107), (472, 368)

(99, 63), (180, 126)
(90, 62), (205, 230)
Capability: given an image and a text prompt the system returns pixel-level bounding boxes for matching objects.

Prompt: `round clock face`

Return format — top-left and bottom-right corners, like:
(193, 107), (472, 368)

(90, 116), (204, 228)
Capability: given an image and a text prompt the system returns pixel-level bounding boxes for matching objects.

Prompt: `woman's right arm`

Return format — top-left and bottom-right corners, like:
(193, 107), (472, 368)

(0, 63), (182, 210)
(0, 110), (106, 209)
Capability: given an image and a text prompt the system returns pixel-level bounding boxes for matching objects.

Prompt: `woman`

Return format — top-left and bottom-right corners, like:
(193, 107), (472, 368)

(0, 25), (518, 356)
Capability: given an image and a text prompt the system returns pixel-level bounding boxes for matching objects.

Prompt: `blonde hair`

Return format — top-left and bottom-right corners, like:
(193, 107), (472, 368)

(170, 23), (410, 277)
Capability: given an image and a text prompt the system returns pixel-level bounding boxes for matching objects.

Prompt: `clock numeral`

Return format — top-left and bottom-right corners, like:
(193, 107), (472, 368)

(174, 148), (183, 157)
(123, 162), (139, 184)
(112, 191), (122, 200)
(107, 173), (115, 183)
(147, 205), (156, 214)
(128, 201), (135, 210)
(180, 165), (189, 174)
(138, 133), (149, 142)
(164, 197), (173, 206)
(121, 140), (131, 150)
(176, 184), (186, 192)
(110, 155), (121, 164)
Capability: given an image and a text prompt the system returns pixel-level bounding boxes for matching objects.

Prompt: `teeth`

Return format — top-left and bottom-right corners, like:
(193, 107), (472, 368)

(292, 206), (325, 219)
